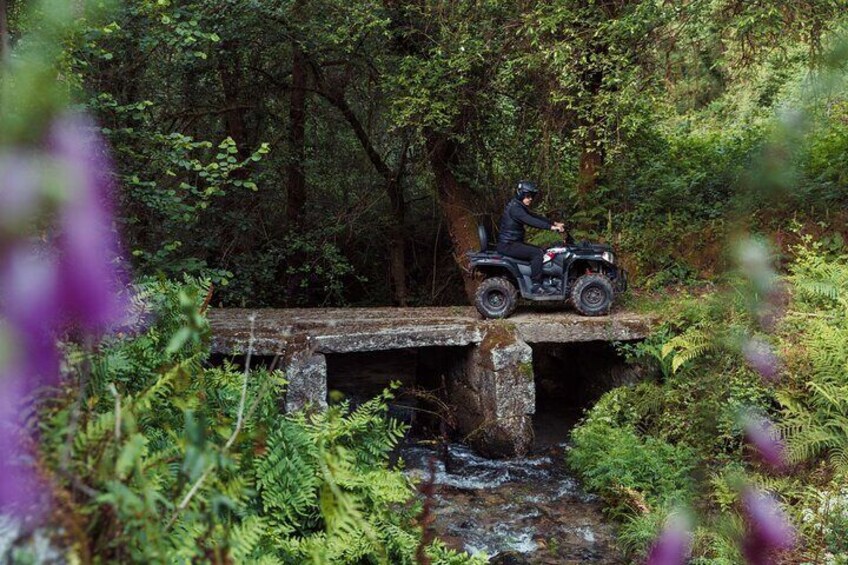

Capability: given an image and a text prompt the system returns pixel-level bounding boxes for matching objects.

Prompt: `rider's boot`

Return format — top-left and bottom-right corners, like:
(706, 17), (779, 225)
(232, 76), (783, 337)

(531, 283), (556, 296)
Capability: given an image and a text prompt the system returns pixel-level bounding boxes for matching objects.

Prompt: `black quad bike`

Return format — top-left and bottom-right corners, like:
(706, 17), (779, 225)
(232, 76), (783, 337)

(469, 225), (627, 319)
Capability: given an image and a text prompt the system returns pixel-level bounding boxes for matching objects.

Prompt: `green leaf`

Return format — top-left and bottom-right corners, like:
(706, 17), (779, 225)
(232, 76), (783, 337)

(116, 434), (147, 480)
(166, 326), (192, 355)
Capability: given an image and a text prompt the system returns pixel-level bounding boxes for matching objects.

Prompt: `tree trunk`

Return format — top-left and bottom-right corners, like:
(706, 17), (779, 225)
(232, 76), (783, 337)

(425, 132), (479, 302)
(0, 0), (9, 63)
(218, 41), (249, 159)
(313, 66), (409, 305)
(286, 42), (308, 226)
(577, 125), (603, 197)
(386, 178), (408, 305)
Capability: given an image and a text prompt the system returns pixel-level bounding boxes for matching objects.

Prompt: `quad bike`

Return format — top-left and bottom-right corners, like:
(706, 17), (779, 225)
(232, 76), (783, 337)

(468, 225), (627, 319)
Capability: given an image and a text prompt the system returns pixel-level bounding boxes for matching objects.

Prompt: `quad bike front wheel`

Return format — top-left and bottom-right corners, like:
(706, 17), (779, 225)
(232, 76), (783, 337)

(475, 277), (518, 319)
(571, 273), (614, 316)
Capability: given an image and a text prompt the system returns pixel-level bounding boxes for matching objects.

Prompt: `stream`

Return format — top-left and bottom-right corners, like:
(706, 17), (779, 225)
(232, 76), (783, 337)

(400, 441), (621, 564)
(326, 347), (628, 563)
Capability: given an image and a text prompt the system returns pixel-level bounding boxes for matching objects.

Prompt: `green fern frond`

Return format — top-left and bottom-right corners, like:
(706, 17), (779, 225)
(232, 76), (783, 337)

(661, 329), (719, 373)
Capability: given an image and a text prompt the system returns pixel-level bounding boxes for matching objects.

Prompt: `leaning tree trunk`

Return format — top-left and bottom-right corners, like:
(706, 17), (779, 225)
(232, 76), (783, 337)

(314, 65), (410, 306)
(425, 132), (479, 302)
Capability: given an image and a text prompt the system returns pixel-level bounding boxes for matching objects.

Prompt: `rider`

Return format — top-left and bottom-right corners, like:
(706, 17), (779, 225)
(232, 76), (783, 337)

(497, 180), (565, 295)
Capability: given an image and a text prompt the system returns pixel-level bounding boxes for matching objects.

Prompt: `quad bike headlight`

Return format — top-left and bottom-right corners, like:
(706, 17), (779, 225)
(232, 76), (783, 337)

(601, 251), (615, 264)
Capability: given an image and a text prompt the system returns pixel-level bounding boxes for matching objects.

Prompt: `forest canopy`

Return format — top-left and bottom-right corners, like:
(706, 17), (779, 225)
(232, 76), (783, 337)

(4, 0), (845, 307)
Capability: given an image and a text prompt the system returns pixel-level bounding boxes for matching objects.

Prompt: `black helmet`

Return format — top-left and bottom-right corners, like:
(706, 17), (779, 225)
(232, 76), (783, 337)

(516, 180), (539, 199)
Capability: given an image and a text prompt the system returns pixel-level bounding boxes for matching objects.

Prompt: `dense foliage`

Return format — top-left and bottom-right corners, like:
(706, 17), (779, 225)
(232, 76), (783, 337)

(24, 278), (481, 563)
(568, 239), (848, 562)
(7, 0), (844, 306)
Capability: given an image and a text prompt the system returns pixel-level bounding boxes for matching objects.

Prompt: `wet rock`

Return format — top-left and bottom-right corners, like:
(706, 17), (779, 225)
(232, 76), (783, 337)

(491, 551), (525, 564)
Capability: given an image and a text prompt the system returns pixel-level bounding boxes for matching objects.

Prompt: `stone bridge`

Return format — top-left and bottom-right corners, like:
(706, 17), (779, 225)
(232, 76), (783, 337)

(209, 307), (656, 457)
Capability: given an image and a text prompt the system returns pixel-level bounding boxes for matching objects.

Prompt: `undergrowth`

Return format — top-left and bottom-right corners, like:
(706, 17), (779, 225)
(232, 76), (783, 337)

(567, 234), (848, 563)
(20, 278), (482, 564)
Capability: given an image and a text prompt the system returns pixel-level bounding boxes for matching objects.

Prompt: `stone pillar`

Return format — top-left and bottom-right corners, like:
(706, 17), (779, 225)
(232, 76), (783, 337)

(284, 347), (328, 413)
(450, 327), (535, 458)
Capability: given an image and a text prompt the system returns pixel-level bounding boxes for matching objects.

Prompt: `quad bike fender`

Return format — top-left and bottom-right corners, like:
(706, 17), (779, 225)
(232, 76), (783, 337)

(565, 257), (627, 294)
(468, 253), (534, 296)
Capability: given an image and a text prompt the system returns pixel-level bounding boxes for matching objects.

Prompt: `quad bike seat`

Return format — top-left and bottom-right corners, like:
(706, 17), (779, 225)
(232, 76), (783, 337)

(476, 225), (537, 267)
(477, 224), (496, 252)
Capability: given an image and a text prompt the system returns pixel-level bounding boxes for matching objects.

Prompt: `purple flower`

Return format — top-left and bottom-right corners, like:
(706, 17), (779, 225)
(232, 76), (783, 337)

(645, 515), (691, 565)
(742, 337), (781, 383)
(0, 243), (60, 515)
(0, 111), (129, 517)
(741, 488), (796, 565)
(0, 376), (43, 515)
(743, 414), (787, 471)
(49, 113), (127, 332)
(0, 244), (61, 387)
(0, 152), (42, 234)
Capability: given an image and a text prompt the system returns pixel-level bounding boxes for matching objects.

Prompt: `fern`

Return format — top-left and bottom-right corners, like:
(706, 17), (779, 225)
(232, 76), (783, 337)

(230, 515), (268, 561)
(34, 279), (478, 564)
(779, 246), (848, 476)
(661, 328), (720, 373)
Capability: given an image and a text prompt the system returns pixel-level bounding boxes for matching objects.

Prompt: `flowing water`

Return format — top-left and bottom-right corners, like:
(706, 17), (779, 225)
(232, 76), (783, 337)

(400, 441), (621, 564)
(326, 347), (626, 563)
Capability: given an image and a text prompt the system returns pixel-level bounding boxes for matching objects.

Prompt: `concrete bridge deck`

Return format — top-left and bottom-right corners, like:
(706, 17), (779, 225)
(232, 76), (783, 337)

(209, 307), (658, 458)
(208, 307), (655, 355)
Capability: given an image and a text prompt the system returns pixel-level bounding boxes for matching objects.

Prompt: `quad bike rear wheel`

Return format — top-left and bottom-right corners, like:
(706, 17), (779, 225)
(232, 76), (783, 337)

(475, 277), (518, 319)
(571, 273), (614, 316)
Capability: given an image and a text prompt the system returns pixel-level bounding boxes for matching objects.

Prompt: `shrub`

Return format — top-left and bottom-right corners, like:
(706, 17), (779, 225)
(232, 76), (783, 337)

(30, 279), (481, 564)
(567, 389), (697, 514)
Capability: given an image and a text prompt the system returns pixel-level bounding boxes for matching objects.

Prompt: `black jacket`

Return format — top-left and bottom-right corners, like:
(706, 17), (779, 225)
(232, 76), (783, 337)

(498, 196), (553, 245)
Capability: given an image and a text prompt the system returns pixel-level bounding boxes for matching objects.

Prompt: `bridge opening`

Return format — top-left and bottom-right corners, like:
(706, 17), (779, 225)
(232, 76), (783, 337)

(325, 346), (468, 439)
(531, 341), (641, 449)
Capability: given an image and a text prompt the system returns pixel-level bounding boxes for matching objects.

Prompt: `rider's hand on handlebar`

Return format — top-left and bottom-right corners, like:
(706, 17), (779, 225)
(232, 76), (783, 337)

(551, 222), (565, 233)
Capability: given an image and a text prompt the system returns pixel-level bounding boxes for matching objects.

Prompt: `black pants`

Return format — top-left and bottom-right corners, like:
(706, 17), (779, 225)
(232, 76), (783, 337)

(498, 241), (544, 284)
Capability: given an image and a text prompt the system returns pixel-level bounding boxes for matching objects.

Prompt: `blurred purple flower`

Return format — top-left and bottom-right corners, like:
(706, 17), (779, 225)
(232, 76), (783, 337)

(645, 516), (691, 565)
(0, 111), (130, 517)
(49, 113), (127, 332)
(0, 152), (42, 233)
(743, 414), (787, 471)
(0, 159), (59, 516)
(736, 238), (776, 295)
(742, 488), (796, 565)
(742, 337), (781, 382)
(0, 245), (61, 386)
(0, 376), (42, 515)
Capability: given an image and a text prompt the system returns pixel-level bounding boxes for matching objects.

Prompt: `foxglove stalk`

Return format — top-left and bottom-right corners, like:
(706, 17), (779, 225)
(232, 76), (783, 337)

(743, 414), (787, 471)
(742, 337), (781, 383)
(0, 377), (42, 514)
(0, 245), (61, 385)
(0, 111), (129, 516)
(49, 113), (126, 332)
(0, 153), (42, 234)
(742, 488), (796, 565)
(645, 515), (691, 565)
